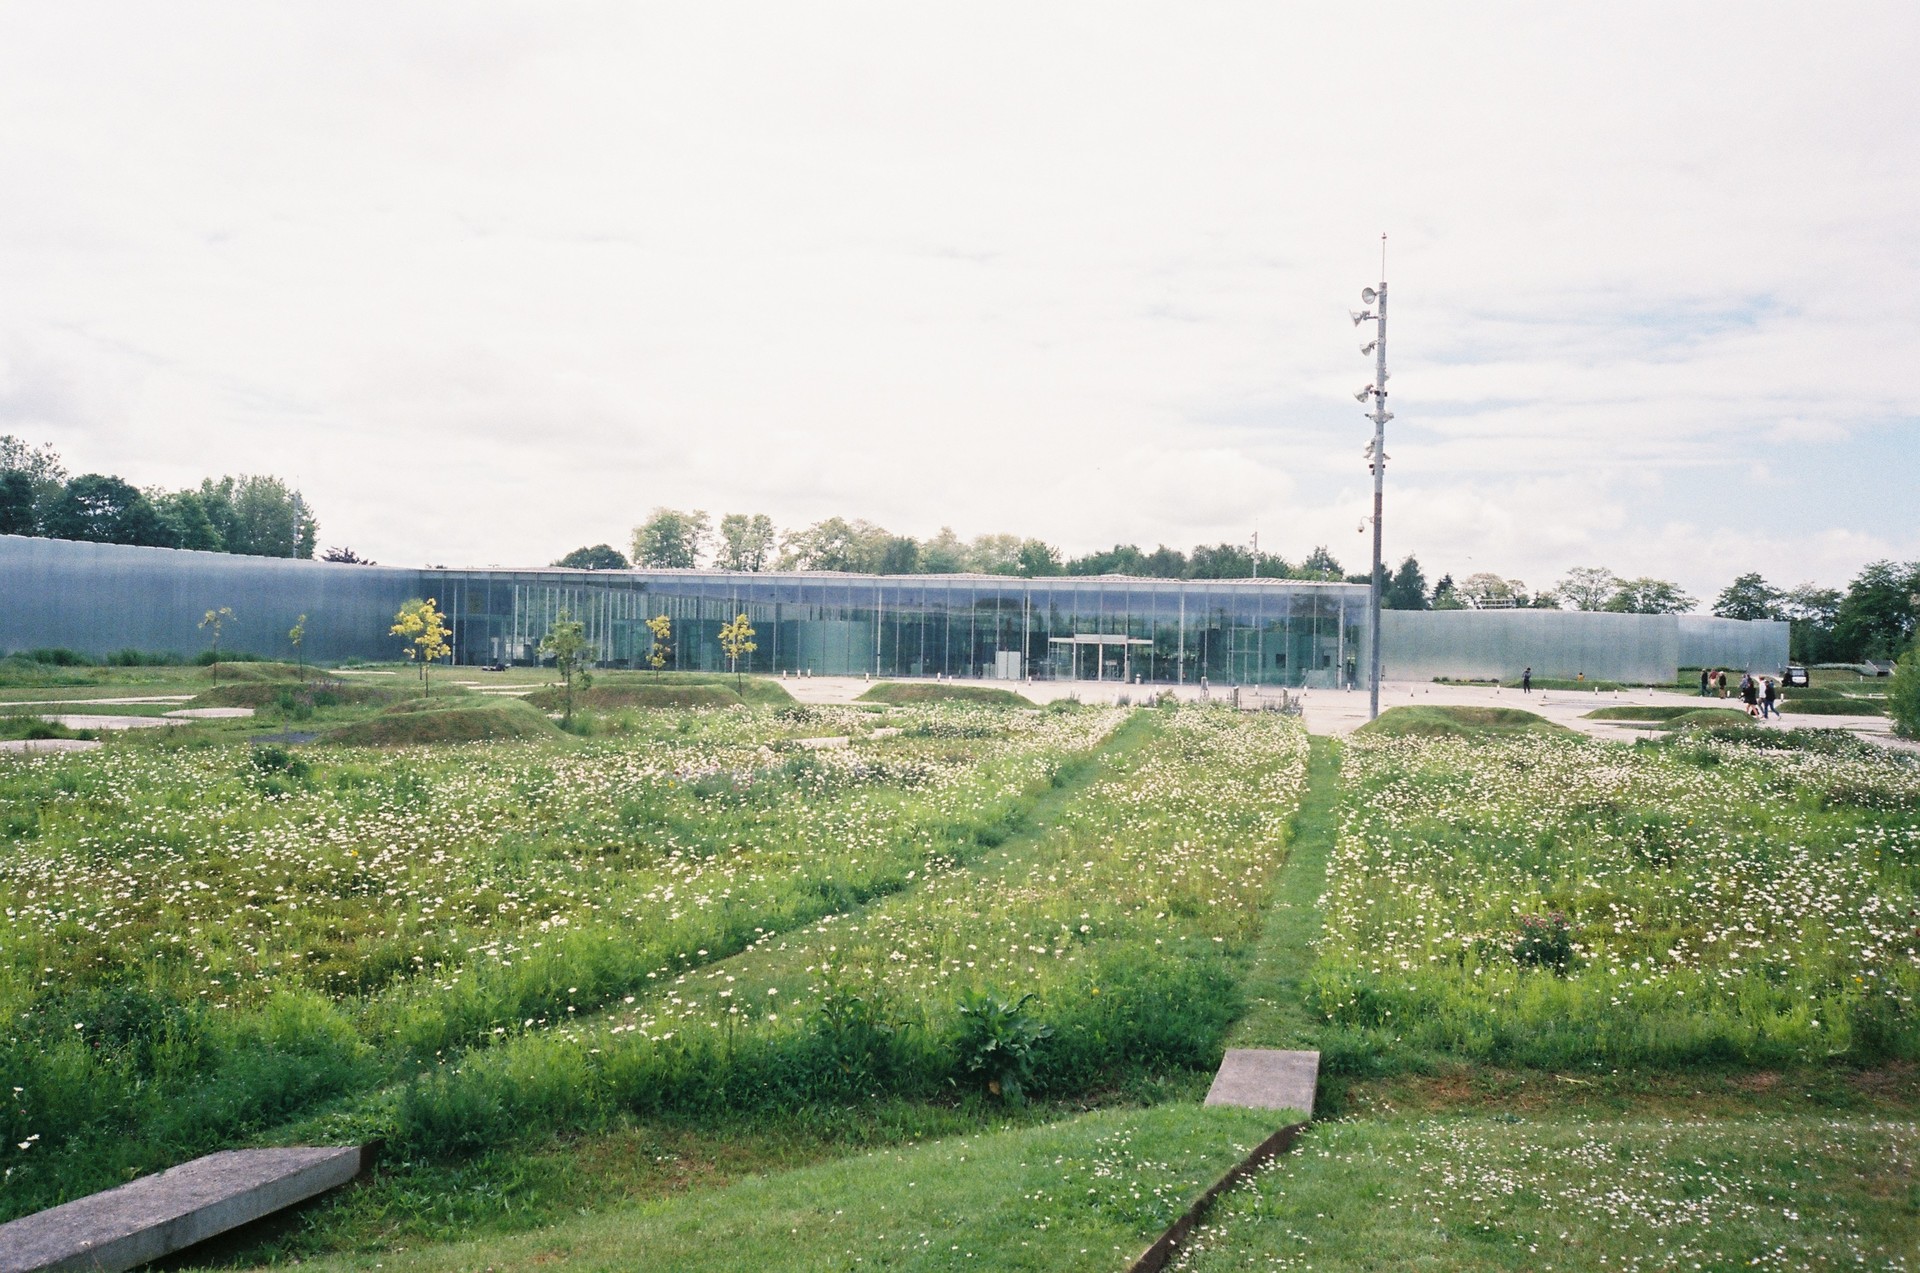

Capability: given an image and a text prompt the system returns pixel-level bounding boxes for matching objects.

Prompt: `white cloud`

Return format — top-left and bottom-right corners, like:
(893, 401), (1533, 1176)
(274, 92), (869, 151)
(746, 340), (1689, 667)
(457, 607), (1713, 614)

(0, 2), (1915, 592)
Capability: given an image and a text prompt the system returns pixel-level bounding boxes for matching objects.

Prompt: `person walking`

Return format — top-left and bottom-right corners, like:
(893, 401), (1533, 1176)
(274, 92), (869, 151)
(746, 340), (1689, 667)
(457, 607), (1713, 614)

(1762, 676), (1778, 720)
(1741, 673), (1759, 717)
(1717, 670), (1729, 699)
(1700, 667), (1712, 697)
(1521, 666), (1532, 694)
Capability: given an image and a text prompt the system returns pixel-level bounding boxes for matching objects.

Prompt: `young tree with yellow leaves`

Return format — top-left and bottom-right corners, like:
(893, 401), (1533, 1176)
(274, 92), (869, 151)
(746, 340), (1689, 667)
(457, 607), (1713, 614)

(390, 597), (451, 695)
(645, 614), (673, 669)
(718, 612), (756, 693)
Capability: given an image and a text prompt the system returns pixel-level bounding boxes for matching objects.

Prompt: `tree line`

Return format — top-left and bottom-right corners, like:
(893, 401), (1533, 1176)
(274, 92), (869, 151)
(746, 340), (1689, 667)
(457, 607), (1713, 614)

(556, 508), (1354, 581)
(0, 435), (320, 559)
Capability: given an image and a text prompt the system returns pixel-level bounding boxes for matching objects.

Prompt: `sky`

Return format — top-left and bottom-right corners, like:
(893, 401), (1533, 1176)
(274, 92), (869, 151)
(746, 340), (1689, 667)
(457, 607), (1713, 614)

(0, 3), (1916, 602)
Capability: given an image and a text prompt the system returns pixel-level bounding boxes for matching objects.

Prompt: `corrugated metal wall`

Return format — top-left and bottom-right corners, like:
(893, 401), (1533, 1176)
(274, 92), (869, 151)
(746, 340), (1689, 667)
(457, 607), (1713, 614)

(0, 535), (426, 664)
(1381, 608), (1788, 683)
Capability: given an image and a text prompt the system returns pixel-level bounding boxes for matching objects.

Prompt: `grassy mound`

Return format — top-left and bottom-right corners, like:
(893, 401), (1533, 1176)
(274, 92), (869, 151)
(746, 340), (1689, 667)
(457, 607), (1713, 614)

(1357, 705), (1574, 739)
(1780, 688), (1886, 716)
(523, 683), (739, 711)
(204, 661), (306, 683)
(1660, 708), (1761, 730)
(857, 681), (1031, 706)
(1585, 704), (1750, 723)
(322, 698), (562, 746)
(191, 680), (397, 708)
(560, 672), (795, 707)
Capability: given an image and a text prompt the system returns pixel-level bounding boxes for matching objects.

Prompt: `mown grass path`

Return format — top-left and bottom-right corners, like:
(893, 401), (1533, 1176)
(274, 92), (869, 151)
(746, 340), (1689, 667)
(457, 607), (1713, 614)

(1224, 734), (1337, 1054)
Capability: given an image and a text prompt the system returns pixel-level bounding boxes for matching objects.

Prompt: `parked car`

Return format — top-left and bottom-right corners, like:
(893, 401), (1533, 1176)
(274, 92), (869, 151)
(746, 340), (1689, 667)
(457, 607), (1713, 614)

(1780, 664), (1809, 687)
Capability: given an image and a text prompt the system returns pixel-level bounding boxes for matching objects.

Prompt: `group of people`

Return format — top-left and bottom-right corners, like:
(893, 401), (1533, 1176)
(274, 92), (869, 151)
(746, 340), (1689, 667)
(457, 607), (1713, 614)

(1700, 667), (1781, 719)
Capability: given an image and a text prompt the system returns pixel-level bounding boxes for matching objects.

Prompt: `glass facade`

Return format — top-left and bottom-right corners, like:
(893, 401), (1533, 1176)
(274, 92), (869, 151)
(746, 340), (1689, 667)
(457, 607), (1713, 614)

(0, 535), (1786, 686)
(431, 569), (1370, 687)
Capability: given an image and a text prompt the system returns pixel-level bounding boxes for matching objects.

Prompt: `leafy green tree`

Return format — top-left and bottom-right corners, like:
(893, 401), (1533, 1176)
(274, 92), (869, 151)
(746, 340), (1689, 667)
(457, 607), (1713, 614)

(918, 527), (967, 574)
(0, 470), (35, 535)
(42, 474), (172, 545)
(321, 545), (375, 564)
(1015, 538), (1063, 577)
(538, 610), (593, 725)
(1889, 643), (1920, 739)
(779, 518), (889, 571)
(1298, 545), (1343, 579)
(1142, 545), (1188, 578)
(1431, 573), (1465, 609)
(715, 514), (776, 571)
(1605, 577), (1697, 614)
(1459, 572), (1529, 608)
(630, 508), (710, 569)
(1554, 566), (1619, 611)
(153, 490), (223, 551)
(1782, 582), (1843, 663)
(873, 535), (917, 574)
(967, 533), (1023, 574)
(1187, 543), (1254, 578)
(0, 435), (67, 514)
(718, 612), (757, 692)
(1832, 560), (1920, 660)
(196, 475), (317, 557)
(1712, 572), (1785, 621)
(1067, 543), (1149, 576)
(1383, 555), (1428, 609)
(554, 544), (630, 570)
(200, 606), (234, 682)
(288, 613), (308, 681)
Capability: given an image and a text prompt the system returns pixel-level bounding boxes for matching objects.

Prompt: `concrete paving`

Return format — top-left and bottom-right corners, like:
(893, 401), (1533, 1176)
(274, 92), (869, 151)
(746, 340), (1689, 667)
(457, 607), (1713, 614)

(0, 1145), (368, 1273)
(0, 738), (102, 756)
(1204, 1049), (1320, 1117)
(35, 714), (174, 731)
(164, 707), (256, 719)
(0, 695), (193, 708)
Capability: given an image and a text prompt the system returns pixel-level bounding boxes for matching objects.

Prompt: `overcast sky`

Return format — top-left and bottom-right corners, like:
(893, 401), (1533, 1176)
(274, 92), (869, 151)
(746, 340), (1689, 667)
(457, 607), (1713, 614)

(1, 4), (1915, 599)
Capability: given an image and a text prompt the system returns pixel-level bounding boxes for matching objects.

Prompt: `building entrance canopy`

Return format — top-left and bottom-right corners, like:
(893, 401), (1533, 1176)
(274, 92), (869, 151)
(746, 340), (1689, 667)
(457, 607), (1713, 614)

(1047, 633), (1154, 682)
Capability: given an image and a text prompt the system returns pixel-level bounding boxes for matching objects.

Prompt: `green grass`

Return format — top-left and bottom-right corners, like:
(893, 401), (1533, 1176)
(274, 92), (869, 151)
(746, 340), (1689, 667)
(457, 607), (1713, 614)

(1437, 676), (1638, 692)
(1583, 704), (1749, 722)
(234, 1103), (1280, 1273)
(1310, 727), (1920, 1074)
(524, 683), (737, 711)
(1356, 705), (1574, 740)
(0, 702), (1180, 1220)
(1226, 736), (1337, 1051)
(858, 681), (1033, 707)
(320, 697), (563, 745)
(1175, 1106), (1919, 1271)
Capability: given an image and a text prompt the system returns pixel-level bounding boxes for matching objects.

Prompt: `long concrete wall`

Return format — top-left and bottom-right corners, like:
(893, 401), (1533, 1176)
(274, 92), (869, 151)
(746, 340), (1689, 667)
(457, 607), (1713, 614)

(1380, 608), (1788, 683)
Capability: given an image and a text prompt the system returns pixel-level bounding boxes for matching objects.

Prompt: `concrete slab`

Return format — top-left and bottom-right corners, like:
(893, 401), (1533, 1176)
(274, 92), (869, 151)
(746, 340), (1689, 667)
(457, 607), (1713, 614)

(0, 696), (193, 709)
(1204, 1049), (1319, 1117)
(0, 739), (101, 756)
(35, 715), (171, 731)
(163, 707), (255, 719)
(0, 1145), (368, 1273)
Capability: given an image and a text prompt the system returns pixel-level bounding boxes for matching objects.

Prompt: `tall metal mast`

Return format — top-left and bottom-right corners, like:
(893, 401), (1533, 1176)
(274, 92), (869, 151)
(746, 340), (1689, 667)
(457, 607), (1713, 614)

(1350, 235), (1391, 719)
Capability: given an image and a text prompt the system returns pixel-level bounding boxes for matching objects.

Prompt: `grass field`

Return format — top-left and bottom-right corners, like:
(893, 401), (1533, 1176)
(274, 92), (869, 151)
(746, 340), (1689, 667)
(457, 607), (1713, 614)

(1, 679), (1914, 1269)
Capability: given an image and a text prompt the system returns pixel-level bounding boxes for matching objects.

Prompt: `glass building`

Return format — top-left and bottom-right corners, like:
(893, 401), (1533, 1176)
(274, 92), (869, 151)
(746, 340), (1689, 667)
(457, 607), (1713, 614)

(0, 535), (1787, 687)
(435, 569), (1369, 687)
(0, 536), (1367, 687)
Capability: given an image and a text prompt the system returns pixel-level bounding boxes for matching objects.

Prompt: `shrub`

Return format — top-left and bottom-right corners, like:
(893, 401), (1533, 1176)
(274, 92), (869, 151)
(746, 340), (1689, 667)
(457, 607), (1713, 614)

(24, 647), (91, 666)
(1889, 644), (1920, 739)
(953, 987), (1052, 1103)
(1510, 913), (1574, 973)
